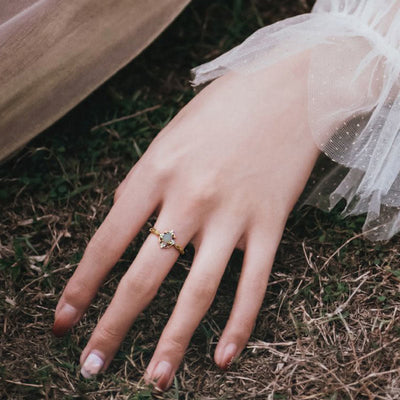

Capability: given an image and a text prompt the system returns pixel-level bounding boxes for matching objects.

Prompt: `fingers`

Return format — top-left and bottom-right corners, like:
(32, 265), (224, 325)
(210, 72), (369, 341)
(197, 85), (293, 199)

(145, 220), (243, 391)
(214, 228), (280, 369)
(79, 211), (196, 378)
(53, 167), (160, 337)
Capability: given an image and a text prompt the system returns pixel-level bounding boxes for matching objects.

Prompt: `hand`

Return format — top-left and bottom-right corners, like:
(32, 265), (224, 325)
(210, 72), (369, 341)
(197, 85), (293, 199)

(53, 52), (320, 391)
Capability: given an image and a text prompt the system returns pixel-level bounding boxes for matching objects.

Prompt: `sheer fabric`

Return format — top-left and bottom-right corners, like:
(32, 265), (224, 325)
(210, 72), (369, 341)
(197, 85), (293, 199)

(0, 0), (189, 162)
(192, 0), (400, 240)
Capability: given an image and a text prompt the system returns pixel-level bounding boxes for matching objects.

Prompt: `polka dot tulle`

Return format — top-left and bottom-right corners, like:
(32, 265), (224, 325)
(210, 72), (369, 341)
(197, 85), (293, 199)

(192, 0), (400, 240)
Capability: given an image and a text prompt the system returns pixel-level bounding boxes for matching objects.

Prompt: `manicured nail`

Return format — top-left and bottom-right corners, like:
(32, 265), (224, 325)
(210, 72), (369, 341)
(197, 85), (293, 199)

(80, 352), (104, 379)
(151, 361), (173, 391)
(52, 304), (79, 337)
(222, 343), (237, 369)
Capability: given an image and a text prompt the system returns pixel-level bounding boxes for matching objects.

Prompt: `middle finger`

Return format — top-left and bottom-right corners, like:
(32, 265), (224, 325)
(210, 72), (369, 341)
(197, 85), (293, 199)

(145, 216), (245, 390)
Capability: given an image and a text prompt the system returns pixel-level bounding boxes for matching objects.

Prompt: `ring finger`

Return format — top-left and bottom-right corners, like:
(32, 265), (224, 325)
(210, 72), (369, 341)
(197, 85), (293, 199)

(79, 208), (197, 378)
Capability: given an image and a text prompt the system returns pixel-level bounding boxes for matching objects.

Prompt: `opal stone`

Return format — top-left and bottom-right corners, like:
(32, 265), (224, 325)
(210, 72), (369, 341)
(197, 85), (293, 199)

(160, 231), (175, 248)
(162, 232), (173, 243)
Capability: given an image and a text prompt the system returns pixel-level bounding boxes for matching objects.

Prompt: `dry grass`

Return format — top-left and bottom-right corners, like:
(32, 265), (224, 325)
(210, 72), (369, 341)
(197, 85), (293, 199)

(1, 0), (399, 399)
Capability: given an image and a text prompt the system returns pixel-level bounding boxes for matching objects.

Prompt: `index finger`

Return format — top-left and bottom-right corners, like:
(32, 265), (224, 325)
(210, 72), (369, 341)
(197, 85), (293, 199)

(52, 166), (161, 336)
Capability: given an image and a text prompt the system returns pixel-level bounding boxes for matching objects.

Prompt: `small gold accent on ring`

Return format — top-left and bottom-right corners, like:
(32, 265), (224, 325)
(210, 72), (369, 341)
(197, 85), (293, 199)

(149, 227), (185, 255)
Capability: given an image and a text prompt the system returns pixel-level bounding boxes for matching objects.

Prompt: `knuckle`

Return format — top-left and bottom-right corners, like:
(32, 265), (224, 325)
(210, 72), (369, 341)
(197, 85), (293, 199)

(63, 279), (92, 307)
(160, 334), (187, 356)
(236, 325), (253, 343)
(189, 276), (217, 304)
(119, 271), (158, 300)
(183, 183), (218, 214)
(230, 318), (255, 343)
(95, 323), (124, 344)
(140, 146), (175, 183)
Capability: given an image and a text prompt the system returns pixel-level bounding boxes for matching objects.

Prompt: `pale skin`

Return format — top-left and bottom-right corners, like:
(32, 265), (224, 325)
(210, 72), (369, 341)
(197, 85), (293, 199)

(53, 52), (320, 391)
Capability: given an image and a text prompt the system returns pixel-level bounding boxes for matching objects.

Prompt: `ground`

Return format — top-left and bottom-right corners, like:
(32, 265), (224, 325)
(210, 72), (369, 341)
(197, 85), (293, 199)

(1, 1), (399, 399)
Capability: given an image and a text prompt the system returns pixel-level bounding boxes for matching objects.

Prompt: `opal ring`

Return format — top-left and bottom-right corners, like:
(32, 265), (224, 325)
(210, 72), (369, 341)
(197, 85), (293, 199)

(149, 227), (185, 255)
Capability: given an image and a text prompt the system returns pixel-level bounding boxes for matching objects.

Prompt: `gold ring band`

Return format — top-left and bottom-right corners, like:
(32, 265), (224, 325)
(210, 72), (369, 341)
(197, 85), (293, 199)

(149, 227), (185, 255)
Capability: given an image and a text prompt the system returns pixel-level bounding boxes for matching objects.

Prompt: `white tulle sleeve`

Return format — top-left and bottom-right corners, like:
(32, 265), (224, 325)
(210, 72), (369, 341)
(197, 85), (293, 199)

(191, 0), (400, 241)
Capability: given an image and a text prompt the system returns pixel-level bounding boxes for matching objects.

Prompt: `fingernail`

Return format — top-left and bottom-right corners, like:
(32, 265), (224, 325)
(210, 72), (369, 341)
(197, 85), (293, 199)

(80, 352), (104, 379)
(151, 361), (173, 391)
(222, 343), (237, 369)
(52, 304), (79, 337)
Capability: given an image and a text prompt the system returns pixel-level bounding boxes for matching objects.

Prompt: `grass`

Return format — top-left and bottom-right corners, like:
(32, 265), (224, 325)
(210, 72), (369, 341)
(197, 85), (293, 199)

(1, 0), (399, 398)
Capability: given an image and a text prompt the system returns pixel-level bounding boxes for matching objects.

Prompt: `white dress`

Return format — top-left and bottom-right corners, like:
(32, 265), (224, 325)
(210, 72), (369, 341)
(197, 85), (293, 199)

(0, 0), (189, 161)
(192, 0), (400, 241)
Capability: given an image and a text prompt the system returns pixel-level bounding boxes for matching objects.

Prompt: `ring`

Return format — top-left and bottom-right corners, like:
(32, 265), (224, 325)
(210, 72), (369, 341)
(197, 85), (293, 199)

(149, 227), (185, 255)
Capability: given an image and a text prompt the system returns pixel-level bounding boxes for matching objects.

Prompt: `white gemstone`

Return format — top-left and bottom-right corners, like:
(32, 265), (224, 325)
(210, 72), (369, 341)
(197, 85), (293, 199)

(162, 232), (173, 243)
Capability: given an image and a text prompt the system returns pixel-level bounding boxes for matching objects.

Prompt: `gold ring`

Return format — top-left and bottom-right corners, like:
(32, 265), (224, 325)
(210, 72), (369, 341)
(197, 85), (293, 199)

(149, 227), (185, 255)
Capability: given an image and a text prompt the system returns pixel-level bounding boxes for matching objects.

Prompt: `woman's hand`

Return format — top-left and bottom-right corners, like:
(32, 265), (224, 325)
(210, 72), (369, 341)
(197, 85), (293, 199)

(53, 53), (320, 391)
